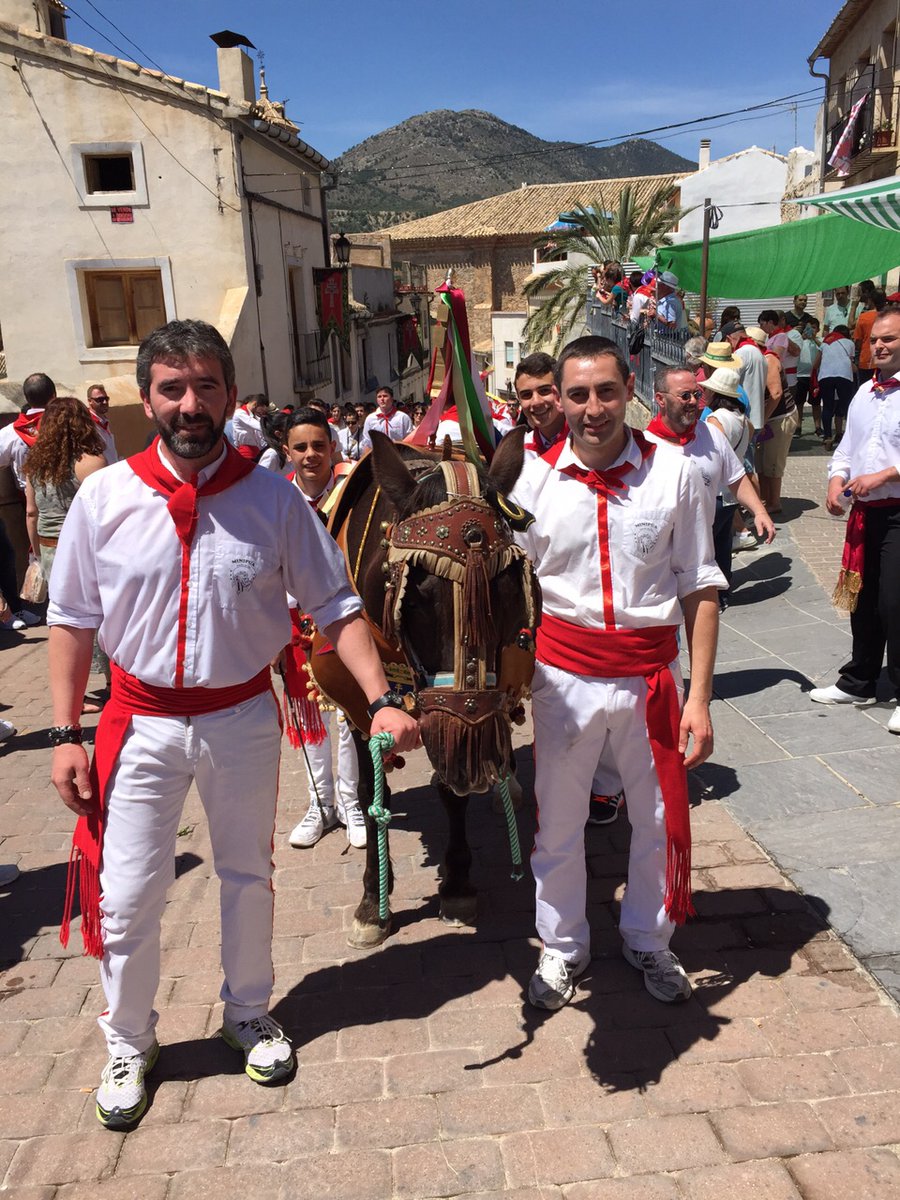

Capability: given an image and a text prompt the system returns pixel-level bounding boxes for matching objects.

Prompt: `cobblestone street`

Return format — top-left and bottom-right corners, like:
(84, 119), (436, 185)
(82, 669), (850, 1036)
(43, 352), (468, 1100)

(1, 439), (899, 1198)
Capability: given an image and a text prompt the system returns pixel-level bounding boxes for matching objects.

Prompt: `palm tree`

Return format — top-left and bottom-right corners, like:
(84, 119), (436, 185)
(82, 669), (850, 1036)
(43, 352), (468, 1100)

(522, 182), (689, 355)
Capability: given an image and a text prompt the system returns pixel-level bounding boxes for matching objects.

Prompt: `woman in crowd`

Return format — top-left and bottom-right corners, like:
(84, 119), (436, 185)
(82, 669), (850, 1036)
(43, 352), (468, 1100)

(258, 410), (291, 474)
(791, 316), (822, 437)
(703, 368), (752, 609)
(813, 323), (856, 449)
(411, 403), (427, 430)
(23, 397), (108, 711)
(337, 402), (371, 461)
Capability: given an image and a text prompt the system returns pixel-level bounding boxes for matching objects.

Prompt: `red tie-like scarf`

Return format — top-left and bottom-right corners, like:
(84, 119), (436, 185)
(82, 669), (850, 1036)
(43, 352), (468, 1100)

(89, 412), (110, 433)
(12, 409), (43, 446)
(646, 415), (696, 447)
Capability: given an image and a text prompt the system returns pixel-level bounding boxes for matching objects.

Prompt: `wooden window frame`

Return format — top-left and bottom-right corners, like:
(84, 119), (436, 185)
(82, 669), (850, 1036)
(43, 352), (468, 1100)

(84, 269), (165, 347)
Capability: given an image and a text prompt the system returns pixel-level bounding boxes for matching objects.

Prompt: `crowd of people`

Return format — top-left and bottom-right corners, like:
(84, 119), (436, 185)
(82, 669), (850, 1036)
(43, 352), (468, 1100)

(0, 285), (897, 1131)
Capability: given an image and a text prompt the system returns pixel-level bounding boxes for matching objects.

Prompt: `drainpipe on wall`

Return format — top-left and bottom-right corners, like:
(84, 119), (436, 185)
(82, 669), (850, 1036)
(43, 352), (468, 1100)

(808, 55), (831, 187)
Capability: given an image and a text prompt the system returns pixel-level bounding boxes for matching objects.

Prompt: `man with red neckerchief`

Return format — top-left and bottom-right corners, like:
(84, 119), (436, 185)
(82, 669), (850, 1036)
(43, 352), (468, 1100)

(513, 335), (724, 1011)
(85, 384), (118, 464)
(513, 351), (567, 460)
(723, 320), (766, 434)
(362, 385), (412, 443)
(46, 320), (418, 1131)
(811, 306), (900, 734)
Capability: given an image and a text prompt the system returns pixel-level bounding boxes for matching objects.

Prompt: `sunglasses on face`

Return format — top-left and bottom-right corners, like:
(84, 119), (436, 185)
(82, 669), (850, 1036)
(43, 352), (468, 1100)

(517, 384), (556, 401)
(666, 388), (704, 402)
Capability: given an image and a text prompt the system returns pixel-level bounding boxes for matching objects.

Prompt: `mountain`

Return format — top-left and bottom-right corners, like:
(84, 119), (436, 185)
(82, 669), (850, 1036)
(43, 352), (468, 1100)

(327, 109), (696, 233)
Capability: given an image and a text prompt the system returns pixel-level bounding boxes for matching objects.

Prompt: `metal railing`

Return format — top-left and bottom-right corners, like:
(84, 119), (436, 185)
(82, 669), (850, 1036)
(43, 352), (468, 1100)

(585, 299), (688, 409)
(824, 65), (898, 166)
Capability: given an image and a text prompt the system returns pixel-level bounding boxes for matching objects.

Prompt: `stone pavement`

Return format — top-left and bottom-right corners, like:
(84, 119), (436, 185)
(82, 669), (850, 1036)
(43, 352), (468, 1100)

(1, 434), (899, 1197)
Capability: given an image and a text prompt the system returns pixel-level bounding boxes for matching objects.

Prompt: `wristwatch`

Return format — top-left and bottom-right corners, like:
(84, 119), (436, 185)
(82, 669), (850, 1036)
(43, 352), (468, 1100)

(48, 725), (83, 747)
(366, 691), (405, 720)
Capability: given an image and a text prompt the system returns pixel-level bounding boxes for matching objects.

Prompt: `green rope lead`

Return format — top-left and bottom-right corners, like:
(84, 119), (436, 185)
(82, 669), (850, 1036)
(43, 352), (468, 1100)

(498, 774), (524, 881)
(367, 732), (395, 922)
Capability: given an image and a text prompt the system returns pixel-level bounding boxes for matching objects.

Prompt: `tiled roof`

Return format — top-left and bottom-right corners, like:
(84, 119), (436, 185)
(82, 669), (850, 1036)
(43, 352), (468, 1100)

(377, 175), (681, 242)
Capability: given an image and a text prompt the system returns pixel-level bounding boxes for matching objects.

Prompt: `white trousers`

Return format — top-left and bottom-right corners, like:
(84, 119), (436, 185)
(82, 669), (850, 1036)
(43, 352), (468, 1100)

(97, 691), (282, 1055)
(531, 660), (684, 964)
(301, 713), (358, 810)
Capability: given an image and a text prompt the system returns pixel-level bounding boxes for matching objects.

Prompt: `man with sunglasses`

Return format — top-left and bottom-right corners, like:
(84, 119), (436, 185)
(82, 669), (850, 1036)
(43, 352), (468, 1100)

(514, 352), (566, 459)
(646, 365), (775, 550)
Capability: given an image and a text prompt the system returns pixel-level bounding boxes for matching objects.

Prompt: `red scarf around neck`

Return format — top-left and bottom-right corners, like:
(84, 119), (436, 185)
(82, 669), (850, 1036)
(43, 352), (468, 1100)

(12, 409), (43, 446)
(646, 414), (696, 447)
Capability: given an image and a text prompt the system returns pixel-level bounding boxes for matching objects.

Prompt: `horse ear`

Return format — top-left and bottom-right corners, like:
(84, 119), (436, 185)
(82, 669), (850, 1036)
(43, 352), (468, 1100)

(370, 430), (418, 511)
(488, 425), (527, 496)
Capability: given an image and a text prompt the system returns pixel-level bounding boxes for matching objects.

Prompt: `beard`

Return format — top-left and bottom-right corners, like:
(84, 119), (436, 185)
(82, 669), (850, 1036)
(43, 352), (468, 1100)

(155, 412), (226, 459)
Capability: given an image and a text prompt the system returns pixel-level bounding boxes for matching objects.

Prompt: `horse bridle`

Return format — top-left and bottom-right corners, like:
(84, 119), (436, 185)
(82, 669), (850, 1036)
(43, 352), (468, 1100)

(382, 459), (538, 734)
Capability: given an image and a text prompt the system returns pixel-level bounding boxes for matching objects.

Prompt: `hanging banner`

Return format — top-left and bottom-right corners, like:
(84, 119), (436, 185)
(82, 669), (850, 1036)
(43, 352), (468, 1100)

(397, 314), (424, 367)
(828, 95), (868, 178)
(313, 268), (350, 351)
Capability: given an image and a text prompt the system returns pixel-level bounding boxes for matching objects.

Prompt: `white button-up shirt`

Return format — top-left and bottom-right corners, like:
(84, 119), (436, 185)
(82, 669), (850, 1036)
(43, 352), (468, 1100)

(47, 447), (361, 688)
(829, 379), (900, 501)
(363, 408), (412, 442)
(512, 430), (725, 631)
(645, 421), (745, 522)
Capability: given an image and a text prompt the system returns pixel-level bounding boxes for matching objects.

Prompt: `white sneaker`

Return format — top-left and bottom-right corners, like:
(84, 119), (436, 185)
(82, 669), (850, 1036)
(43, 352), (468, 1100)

(0, 719), (16, 743)
(95, 1041), (159, 1129)
(0, 863), (19, 887)
(623, 944), (692, 1003)
(527, 949), (589, 1010)
(888, 707), (900, 734)
(13, 610), (40, 627)
(338, 800), (367, 848)
(809, 684), (876, 707)
(220, 1014), (294, 1084)
(732, 531), (757, 552)
(289, 804), (337, 848)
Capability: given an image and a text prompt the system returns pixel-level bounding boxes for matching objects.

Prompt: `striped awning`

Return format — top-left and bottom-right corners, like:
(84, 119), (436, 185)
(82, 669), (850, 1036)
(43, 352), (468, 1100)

(798, 175), (900, 231)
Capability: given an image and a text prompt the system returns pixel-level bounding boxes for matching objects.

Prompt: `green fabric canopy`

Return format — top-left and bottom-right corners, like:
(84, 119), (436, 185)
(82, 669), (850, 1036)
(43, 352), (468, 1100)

(654, 211), (900, 298)
(797, 174), (900, 231)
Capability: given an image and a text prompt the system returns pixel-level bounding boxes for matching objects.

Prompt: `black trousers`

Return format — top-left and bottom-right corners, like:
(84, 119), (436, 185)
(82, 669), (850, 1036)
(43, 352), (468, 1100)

(0, 518), (21, 611)
(820, 377), (855, 439)
(838, 505), (900, 700)
(712, 499), (735, 595)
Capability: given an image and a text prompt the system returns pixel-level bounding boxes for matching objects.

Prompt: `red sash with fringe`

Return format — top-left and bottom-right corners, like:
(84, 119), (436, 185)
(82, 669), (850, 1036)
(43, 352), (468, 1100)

(281, 609), (327, 748)
(537, 614), (695, 924)
(832, 498), (900, 612)
(61, 664), (272, 957)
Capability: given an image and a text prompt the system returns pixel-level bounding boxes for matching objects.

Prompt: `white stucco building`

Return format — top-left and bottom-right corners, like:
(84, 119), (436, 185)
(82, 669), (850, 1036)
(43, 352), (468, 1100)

(671, 141), (794, 244)
(0, 0), (341, 452)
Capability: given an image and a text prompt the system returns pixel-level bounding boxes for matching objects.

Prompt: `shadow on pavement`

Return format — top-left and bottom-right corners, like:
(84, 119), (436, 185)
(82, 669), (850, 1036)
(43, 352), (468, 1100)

(713, 666), (812, 701)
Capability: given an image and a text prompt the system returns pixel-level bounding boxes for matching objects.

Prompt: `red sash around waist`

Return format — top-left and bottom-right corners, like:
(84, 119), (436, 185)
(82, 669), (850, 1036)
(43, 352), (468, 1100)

(833, 498), (900, 612)
(60, 664), (272, 958)
(537, 614), (694, 924)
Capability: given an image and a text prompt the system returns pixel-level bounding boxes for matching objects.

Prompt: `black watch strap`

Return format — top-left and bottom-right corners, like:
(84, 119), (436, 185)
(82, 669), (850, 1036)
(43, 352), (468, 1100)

(366, 691), (404, 720)
(48, 725), (84, 747)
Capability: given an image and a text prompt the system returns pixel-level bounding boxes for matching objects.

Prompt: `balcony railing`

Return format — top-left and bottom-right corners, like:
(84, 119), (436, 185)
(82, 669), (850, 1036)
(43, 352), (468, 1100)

(585, 298), (688, 410)
(295, 330), (332, 389)
(824, 64), (898, 168)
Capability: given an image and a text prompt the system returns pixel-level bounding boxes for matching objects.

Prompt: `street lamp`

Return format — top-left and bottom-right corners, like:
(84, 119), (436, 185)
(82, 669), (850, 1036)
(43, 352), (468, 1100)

(333, 230), (351, 268)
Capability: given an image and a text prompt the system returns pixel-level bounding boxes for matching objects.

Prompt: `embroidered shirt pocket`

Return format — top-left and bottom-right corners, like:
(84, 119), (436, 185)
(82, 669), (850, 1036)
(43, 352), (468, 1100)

(620, 508), (673, 565)
(214, 541), (277, 610)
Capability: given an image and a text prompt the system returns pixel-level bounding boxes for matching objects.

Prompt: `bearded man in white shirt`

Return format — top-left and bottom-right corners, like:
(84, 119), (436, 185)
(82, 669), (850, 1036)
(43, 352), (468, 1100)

(513, 335), (724, 1012)
(811, 306), (900, 733)
(47, 319), (418, 1130)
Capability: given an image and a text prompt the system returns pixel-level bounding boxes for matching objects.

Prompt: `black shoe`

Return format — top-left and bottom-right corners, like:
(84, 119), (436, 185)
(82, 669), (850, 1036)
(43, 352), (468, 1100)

(587, 791), (625, 826)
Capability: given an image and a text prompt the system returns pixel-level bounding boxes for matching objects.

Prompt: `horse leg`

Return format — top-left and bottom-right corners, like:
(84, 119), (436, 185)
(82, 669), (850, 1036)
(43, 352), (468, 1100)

(436, 783), (477, 925)
(348, 729), (394, 948)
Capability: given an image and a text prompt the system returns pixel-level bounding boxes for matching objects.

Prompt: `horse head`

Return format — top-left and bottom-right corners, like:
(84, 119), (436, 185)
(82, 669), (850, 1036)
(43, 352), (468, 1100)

(368, 429), (539, 796)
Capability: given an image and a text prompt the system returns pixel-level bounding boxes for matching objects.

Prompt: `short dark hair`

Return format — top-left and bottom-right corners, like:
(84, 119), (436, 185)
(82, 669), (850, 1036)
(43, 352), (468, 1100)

(284, 407), (330, 438)
(758, 310), (780, 325)
(629, 270), (643, 286)
(307, 397), (328, 414)
(22, 372), (56, 409)
(833, 324), (851, 337)
(343, 402), (359, 418)
(514, 351), (556, 383)
(554, 335), (630, 388)
(874, 289), (888, 311)
(654, 362), (695, 393)
(136, 320), (235, 394)
(86, 382), (108, 398)
(376, 385), (394, 397)
(242, 393), (268, 408)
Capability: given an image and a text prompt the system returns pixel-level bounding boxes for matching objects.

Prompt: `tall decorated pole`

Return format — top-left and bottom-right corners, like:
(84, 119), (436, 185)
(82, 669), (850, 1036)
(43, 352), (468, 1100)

(410, 270), (495, 463)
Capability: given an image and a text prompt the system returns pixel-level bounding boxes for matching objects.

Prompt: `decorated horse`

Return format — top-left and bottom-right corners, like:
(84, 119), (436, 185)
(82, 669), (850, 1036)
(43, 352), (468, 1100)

(301, 428), (540, 947)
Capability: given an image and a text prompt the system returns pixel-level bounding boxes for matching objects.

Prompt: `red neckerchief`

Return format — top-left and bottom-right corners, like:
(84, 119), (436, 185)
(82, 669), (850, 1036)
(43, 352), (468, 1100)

(736, 337), (758, 352)
(12, 409), (43, 446)
(823, 331), (848, 345)
(377, 406), (396, 432)
(543, 428), (656, 495)
(646, 414), (696, 447)
(89, 411), (110, 432)
(129, 438), (256, 550)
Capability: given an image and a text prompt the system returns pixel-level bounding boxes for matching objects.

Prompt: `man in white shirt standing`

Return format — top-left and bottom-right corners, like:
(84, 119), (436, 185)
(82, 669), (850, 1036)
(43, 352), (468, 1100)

(723, 321), (766, 434)
(513, 335), (724, 1012)
(85, 384), (118, 464)
(230, 392), (270, 460)
(47, 320), (418, 1130)
(363, 386), (412, 442)
(811, 307), (900, 733)
(824, 286), (852, 334)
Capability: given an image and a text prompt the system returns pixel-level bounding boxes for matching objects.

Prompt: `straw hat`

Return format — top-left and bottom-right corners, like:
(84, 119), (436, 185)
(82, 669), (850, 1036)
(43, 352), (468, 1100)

(699, 341), (742, 369)
(744, 325), (767, 346)
(704, 367), (745, 404)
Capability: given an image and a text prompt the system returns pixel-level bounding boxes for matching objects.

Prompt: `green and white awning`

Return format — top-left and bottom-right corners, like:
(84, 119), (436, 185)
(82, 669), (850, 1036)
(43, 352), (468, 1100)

(798, 175), (900, 231)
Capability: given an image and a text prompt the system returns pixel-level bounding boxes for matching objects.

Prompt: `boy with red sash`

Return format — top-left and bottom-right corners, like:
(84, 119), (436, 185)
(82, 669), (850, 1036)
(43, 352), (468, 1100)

(47, 320), (417, 1130)
(512, 336), (724, 1010)
(812, 306), (900, 734)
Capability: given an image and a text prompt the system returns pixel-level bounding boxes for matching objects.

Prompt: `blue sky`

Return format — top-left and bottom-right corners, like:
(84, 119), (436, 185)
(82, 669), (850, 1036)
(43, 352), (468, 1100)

(63, 0), (841, 165)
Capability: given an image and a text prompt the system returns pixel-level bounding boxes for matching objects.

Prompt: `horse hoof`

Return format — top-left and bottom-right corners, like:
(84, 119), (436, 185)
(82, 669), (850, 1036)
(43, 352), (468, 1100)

(348, 917), (392, 948)
(440, 895), (477, 926)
